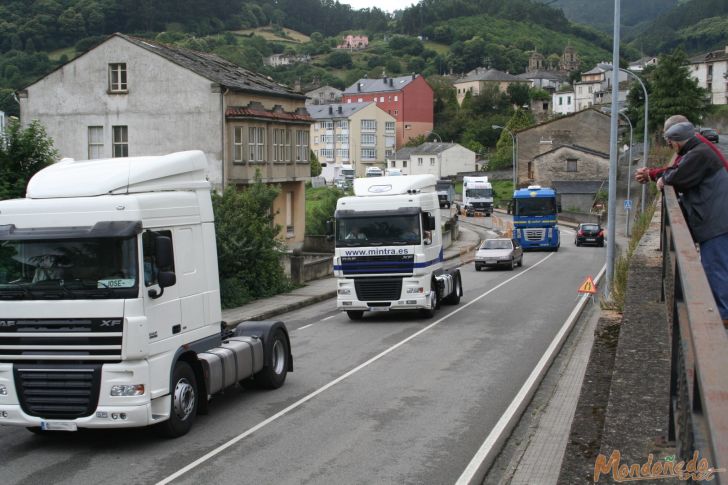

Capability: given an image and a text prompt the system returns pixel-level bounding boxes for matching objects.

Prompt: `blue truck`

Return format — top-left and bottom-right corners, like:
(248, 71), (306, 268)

(512, 185), (560, 251)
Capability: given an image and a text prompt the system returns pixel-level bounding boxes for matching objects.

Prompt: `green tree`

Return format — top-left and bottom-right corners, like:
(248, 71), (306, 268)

(305, 186), (343, 235)
(507, 83), (530, 107)
(645, 49), (709, 135)
(0, 119), (58, 200)
(310, 150), (321, 176)
(211, 177), (292, 308)
(326, 50), (353, 69)
(490, 108), (534, 170)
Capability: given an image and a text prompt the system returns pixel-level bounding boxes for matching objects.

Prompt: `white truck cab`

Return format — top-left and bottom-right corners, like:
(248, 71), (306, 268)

(0, 151), (292, 437)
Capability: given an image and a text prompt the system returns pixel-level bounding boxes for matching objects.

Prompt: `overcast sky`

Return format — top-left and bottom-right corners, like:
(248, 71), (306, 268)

(337, 0), (418, 13)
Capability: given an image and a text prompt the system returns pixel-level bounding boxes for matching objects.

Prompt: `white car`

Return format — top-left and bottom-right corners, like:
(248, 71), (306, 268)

(475, 238), (524, 271)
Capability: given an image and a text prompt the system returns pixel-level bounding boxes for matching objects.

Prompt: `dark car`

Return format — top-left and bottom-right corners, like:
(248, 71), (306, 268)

(700, 128), (719, 144)
(575, 223), (604, 247)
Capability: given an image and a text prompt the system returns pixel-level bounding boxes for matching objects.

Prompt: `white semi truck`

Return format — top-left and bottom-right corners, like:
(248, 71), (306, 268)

(332, 174), (463, 320)
(0, 151), (292, 437)
(460, 176), (493, 217)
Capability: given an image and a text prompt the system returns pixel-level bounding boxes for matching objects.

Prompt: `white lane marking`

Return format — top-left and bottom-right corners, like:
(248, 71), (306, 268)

(297, 324), (314, 331)
(455, 264), (607, 485)
(156, 252), (557, 485)
(322, 315), (336, 321)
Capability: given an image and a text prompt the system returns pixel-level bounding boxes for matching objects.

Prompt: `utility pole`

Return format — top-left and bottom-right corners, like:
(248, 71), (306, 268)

(606, 0), (621, 298)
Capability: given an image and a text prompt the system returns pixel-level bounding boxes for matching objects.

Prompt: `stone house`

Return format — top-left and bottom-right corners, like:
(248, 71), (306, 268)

(337, 35), (369, 49)
(453, 68), (529, 106)
(515, 108), (610, 190)
(18, 33), (313, 248)
(305, 85), (343, 106)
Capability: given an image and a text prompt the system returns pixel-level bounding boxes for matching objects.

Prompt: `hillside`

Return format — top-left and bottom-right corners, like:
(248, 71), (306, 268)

(534, 0), (678, 33)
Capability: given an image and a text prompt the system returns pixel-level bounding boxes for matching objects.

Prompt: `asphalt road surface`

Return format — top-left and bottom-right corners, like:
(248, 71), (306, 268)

(1, 223), (604, 485)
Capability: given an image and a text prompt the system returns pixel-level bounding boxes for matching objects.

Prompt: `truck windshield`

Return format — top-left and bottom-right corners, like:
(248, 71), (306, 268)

(0, 237), (138, 300)
(336, 215), (421, 246)
(515, 198), (557, 216)
(465, 188), (492, 198)
(342, 170), (355, 178)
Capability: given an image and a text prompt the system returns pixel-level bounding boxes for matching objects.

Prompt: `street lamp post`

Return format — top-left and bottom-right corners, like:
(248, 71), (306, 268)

(619, 68), (649, 214)
(605, 0), (621, 298)
(492, 125), (516, 188)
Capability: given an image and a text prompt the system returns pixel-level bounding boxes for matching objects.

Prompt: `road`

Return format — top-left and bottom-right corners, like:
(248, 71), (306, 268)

(1, 221), (604, 485)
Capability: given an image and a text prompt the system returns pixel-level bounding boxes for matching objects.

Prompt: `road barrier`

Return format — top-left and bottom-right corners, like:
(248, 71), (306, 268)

(661, 188), (728, 481)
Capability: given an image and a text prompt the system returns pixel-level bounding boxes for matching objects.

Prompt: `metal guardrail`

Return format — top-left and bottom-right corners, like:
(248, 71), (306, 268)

(661, 188), (728, 480)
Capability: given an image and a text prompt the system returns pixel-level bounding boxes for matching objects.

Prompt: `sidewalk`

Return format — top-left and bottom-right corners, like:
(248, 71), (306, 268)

(221, 225), (483, 326)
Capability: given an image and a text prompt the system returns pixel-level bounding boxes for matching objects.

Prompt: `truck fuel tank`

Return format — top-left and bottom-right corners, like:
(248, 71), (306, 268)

(198, 336), (264, 395)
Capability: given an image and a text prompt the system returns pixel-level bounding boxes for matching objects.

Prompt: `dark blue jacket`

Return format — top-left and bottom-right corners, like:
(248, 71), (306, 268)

(663, 136), (728, 242)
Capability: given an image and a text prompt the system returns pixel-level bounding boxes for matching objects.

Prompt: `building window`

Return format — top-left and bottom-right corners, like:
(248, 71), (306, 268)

(284, 130), (292, 162)
(393, 110), (399, 116)
(248, 127), (265, 162)
(286, 191), (294, 237)
(336, 148), (349, 160)
(361, 148), (376, 160)
(273, 128), (287, 162)
(430, 157), (435, 166)
(405, 124), (411, 129)
(320, 148), (334, 159)
(394, 96), (398, 101)
(88, 126), (103, 159)
(108, 63), (127, 92)
(528, 161), (534, 179)
(337, 120), (349, 130)
(296, 130), (309, 162)
(233, 127), (245, 162)
(390, 160), (396, 167)
(567, 96), (571, 104)
(559, 97), (563, 106)
(385, 121), (395, 132)
(361, 134), (376, 145)
(361, 119), (376, 131)
(380, 96), (384, 102)
(418, 157), (423, 166)
(385, 149), (394, 158)
(112, 126), (128, 157)
(337, 133), (349, 144)
(566, 158), (578, 172)
(321, 134), (334, 144)
(322, 121), (334, 130)
(403, 161), (407, 168)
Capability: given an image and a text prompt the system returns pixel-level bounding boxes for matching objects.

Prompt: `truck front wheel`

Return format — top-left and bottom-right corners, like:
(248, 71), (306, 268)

(159, 361), (197, 438)
(443, 273), (461, 305)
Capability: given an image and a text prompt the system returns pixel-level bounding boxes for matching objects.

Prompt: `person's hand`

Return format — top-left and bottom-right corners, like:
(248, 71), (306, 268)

(635, 167), (650, 184)
(656, 177), (665, 191)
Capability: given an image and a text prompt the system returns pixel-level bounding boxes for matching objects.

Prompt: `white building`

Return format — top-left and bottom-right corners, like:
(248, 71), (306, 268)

(689, 46), (728, 105)
(389, 142), (475, 178)
(552, 90), (575, 115)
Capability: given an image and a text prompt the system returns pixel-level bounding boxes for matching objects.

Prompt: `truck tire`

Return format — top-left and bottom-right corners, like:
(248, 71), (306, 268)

(443, 273), (461, 305)
(253, 328), (289, 389)
(159, 361), (197, 438)
(420, 284), (439, 318)
(347, 310), (364, 321)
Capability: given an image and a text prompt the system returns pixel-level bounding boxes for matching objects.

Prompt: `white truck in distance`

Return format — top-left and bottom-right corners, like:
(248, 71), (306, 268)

(0, 151), (292, 437)
(460, 176), (493, 216)
(332, 174), (463, 320)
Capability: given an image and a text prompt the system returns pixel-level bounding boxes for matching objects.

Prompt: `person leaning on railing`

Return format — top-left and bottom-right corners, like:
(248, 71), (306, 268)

(657, 121), (728, 327)
(635, 114), (728, 184)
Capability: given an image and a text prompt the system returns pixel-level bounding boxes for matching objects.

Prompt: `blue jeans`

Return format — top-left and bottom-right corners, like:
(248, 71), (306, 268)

(700, 232), (728, 320)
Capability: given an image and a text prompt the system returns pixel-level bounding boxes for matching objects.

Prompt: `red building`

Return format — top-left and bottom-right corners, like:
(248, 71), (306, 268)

(342, 74), (434, 148)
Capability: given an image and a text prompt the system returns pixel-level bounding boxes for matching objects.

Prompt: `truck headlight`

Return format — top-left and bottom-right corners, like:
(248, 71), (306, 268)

(110, 384), (145, 397)
(0, 384), (7, 396)
(337, 288), (351, 295)
(406, 287), (424, 294)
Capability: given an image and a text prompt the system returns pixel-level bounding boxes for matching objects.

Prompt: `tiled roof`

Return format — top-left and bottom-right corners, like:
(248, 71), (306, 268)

(343, 75), (419, 94)
(226, 102), (312, 122)
(456, 68), (523, 83)
(393, 142), (459, 158)
(516, 70), (567, 82)
(306, 102), (373, 119)
(118, 33), (306, 100)
(690, 48), (728, 64)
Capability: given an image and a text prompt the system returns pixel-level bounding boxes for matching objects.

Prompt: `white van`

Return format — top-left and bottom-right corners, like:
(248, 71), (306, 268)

(365, 167), (384, 177)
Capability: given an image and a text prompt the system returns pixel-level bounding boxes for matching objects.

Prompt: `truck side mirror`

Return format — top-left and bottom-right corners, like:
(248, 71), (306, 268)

(426, 215), (436, 231)
(325, 220), (334, 236)
(154, 235), (174, 270)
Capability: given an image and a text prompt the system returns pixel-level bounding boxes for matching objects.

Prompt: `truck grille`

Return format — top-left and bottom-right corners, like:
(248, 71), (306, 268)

(341, 254), (414, 276)
(13, 364), (102, 419)
(355, 277), (403, 301)
(524, 228), (545, 241)
(0, 319), (123, 362)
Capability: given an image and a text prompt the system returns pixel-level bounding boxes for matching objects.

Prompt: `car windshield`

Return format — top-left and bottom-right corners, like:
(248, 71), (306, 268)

(465, 188), (492, 198)
(515, 197), (556, 216)
(0, 237), (138, 300)
(582, 224), (599, 231)
(482, 240), (512, 250)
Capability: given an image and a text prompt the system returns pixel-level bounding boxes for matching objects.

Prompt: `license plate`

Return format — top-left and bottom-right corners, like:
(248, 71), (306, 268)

(41, 421), (78, 432)
(486, 260), (497, 264)
(586, 238), (595, 241)
(368, 306), (389, 312)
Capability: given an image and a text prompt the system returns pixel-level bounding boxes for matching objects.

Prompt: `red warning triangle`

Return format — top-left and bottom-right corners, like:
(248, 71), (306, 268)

(578, 276), (597, 294)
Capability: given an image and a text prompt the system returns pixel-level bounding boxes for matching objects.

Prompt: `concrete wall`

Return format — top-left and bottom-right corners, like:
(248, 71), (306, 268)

(531, 146), (609, 187)
(19, 36), (224, 185)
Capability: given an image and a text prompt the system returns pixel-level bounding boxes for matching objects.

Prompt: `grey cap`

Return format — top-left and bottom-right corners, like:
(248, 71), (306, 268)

(664, 121), (696, 142)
